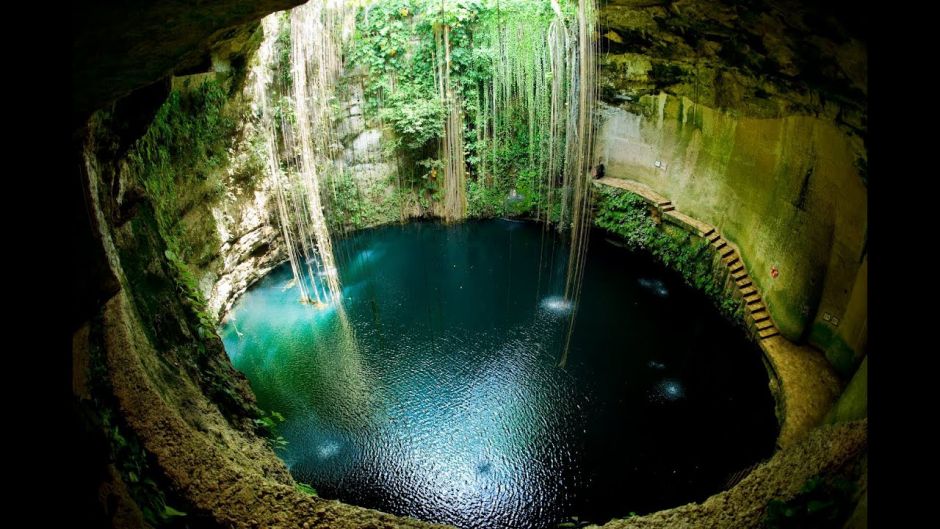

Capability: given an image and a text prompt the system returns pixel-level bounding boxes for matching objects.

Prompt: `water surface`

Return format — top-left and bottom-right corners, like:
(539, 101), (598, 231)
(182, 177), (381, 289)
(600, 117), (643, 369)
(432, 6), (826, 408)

(221, 220), (777, 528)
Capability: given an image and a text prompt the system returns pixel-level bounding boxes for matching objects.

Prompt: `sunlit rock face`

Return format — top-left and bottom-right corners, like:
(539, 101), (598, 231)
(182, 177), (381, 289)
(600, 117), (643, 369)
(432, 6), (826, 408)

(204, 179), (285, 321)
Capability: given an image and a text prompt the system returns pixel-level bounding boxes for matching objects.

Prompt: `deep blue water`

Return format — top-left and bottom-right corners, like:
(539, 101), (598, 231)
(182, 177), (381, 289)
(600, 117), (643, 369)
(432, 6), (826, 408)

(221, 220), (777, 529)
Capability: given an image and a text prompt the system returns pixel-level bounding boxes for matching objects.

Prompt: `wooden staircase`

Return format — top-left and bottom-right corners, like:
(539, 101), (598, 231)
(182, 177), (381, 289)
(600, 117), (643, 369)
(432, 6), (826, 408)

(703, 226), (779, 340)
(595, 178), (781, 341)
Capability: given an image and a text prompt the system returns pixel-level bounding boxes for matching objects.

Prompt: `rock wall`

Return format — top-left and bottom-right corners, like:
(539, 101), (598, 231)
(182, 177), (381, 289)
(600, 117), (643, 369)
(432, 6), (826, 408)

(595, 0), (867, 375)
(202, 61), (420, 322)
(326, 71), (420, 231)
(595, 98), (866, 371)
(160, 25), (433, 324)
(202, 152), (284, 321)
(71, 0), (307, 127)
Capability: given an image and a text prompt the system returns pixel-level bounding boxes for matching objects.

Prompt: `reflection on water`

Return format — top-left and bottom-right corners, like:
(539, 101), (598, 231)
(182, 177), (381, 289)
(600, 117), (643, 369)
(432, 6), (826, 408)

(649, 378), (686, 403)
(221, 220), (777, 529)
(637, 278), (669, 298)
(540, 295), (573, 316)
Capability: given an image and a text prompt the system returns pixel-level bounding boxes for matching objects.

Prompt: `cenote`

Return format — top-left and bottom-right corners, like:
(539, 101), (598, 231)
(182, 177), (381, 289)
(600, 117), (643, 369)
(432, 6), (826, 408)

(70, 0), (869, 525)
(221, 220), (778, 529)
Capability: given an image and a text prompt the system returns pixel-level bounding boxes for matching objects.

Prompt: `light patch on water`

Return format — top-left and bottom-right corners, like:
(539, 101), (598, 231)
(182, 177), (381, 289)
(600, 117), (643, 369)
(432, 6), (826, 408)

(649, 378), (685, 403)
(647, 360), (666, 370)
(638, 278), (669, 298)
(540, 296), (573, 315)
(317, 441), (341, 460)
(367, 342), (557, 525)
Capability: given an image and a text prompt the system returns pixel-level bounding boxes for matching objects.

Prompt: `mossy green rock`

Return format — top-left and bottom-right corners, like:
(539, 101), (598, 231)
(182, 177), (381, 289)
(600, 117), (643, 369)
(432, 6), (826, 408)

(826, 356), (868, 424)
(596, 94), (866, 363)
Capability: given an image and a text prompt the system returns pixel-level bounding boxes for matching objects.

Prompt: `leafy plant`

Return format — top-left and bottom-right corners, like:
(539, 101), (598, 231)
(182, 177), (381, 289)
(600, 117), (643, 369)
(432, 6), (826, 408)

(164, 249), (215, 340)
(341, 0), (581, 219)
(594, 186), (741, 321)
(255, 409), (289, 450)
(381, 89), (446, 150)
(324, 169), (403, 231)
(97, 403), (190, 526)
(467, 179), (507, 217)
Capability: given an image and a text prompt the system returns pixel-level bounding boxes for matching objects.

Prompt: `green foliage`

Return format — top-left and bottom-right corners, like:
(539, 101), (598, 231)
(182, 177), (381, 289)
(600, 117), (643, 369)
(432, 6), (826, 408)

(162, 505), (188, 519)
(164, 249), (215, 340)
(99, 409), (189, 525)
(342, 0), (578, 218)
(88, 338), (190, 528)
(127, 80), (237, 267)
(467, 179), (507, 217)
(381, 88), (446, 150)
(325, 169), (403, 231)
(762, 475), (858, 529)
(346, 0), (452, 204)
(295, 482), (319, 496)
(594, 186), (741, 320)
(275, 13), (293, 87)
(255, 409), (289, 450)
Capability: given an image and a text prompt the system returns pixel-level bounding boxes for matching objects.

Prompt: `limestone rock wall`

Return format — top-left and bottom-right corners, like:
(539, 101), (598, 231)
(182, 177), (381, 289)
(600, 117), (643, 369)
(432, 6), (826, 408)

(202, 157), (284, 321)
(595, 98), (866, 370)
(327, 73), (415, 230)
(326, 69), (435, 231)
(594, 0), (868, 374)
(200, 65), (414, 322)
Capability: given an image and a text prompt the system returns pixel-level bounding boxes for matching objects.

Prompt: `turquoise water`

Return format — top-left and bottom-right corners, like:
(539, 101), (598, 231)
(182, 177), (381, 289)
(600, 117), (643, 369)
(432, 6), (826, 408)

(221, 220), (777, 528)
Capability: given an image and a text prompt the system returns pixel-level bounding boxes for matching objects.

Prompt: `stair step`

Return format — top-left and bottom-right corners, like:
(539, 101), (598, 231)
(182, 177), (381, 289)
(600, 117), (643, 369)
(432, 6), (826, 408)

(759, 328), (779, 339)
(730, 262), (745, 274)
(755, 319), (774, 330)
(736, 278), (752, 288)
(732, 269), (748, 280)
(719, 246), (735, 258)
(750, 311), (770, 323)
(724, 255), (740, 267)
(656, 199), (672, 206)
(702, 228), (715, 238)
(707, 232), (721, 242)
(744, 294), (761, 305)
(748, 303), (766, 313)
(662, 205), (676, 212)
(740, 286), (757, 297)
